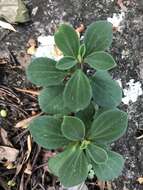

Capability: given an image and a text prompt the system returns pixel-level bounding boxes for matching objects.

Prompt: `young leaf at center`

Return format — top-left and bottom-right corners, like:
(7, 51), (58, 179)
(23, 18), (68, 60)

(61, 116), (85, 141)
(63, 69), (92, 112)
(56, 56), (77, 70)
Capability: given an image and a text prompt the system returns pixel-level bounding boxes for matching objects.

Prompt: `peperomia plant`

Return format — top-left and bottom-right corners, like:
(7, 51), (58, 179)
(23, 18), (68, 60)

(26, 21), (128, 187)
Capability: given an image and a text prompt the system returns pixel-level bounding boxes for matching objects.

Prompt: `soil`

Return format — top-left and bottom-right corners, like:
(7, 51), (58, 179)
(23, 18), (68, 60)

(0, 0), (143, 190)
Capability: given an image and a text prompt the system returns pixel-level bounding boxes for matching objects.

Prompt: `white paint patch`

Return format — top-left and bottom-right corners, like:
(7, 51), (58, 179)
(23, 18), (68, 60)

(122, 79), (143, 105)
(35, 35), (63, 61)
(107, 11), (125, 31)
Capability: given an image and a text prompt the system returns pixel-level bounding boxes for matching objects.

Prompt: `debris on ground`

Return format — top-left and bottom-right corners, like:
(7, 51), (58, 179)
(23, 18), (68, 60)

(0, 146), (19, 162)
(27, 38), (37, 55)
(117, 0), (127, 11)
(15, 113), (41, 129)
(122, 79), (143, 105)
(0, 0), (29, 24)
(0, 20), (16, 31)
(137, 177), (143, 184)
(107, 11), (125, 32)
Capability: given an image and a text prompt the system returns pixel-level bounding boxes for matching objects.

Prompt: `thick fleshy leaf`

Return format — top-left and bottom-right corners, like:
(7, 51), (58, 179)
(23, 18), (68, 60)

(38, 86), (69, 115)
(54, 24), (80, 57)
(84, 21), (113, 55)
(92, 151), (124, 180)
(88, 109), (128, 143)
(91, 71), (122, 108)
(63, 69), (92, 112)
(29, 116), (70, 149)
(26, 58), (66, 87)
(84, 51), (116, 70)
(48, 145), (76, 176)
(59, 147), (88, 187)
(56, 56), (77, 70)
(86, 144), (108, 164)
(61, 116), (85, 141)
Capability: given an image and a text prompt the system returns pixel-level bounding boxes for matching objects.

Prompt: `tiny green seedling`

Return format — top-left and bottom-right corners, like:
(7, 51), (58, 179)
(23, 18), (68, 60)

(26, 21), (128, 187)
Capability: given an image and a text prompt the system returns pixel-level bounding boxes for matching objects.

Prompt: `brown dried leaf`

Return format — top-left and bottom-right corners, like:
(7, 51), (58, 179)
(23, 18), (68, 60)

(137, 177), (143, 184)
(0, 146), (19, 162)
(96, 180), (106, 190)
(24, 162), (32, 175)
(15, 113), (41, 128)
(15, 87), (40, 96)
(117, 0), (127, 11)
(0, 128), (13, 146)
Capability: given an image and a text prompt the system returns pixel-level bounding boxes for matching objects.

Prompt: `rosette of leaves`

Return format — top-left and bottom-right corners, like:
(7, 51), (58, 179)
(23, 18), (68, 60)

(26, 21), (122, 113)
(29, 109), (128, 187)
(26, 21), (128, 187)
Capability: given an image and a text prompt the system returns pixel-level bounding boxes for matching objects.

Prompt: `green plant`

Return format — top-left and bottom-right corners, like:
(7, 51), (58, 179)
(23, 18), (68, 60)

(26, 21), (128, 187)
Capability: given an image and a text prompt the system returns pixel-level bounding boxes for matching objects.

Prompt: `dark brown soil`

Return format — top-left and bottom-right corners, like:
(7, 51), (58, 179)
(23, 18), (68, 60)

(0, 0), (143, 190)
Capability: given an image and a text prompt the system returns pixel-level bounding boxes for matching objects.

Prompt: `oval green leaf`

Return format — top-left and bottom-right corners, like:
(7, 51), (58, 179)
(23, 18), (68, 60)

(84, 51), (116, 70)
(63, 69), (92, 112)
(86, 144), (108, 164)
(56, 56), (77, 70)
(38, 86), (69, 115)
(59, 147), (88, 187)
(54, 24), (80, 57)
(61, 116), (85, 141)
(84, 21), (113, 55)
(92, 151), (124, 180)
(91, 71), (122, 108)
(26, 57), (66, 87)
(29, 116), (70, 149)
(88, 109), (128, 143)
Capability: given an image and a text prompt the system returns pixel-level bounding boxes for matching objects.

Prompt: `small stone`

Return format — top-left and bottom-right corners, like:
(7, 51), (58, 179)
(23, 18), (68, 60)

(0, 109), (7, 117)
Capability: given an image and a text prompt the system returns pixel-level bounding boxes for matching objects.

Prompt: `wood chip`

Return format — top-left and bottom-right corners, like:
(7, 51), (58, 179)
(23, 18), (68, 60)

(0, 146), (19, 162)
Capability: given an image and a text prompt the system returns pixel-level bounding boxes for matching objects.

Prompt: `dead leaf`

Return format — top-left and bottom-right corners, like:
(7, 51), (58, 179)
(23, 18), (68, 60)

(15, 87), (40, 96)
(0, 128), (13, 146)
(63, 183), (88, 190)
(0, 146), (19, 162)
(107, 182), (112, 190)
(27, 38), (37, 55)
(15, 113), (41, 129)
(75, 24), (85, 33)
(17, 51), (31, 69)
(137, 177), (143, 184)
(0, 20), (16, 31)
(24, 162), (32, 175)
(117, 0), (127, 11)
(96, 180), (106, 190)
(4, 161), (16, 169)
(0, 0), (29, 24)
